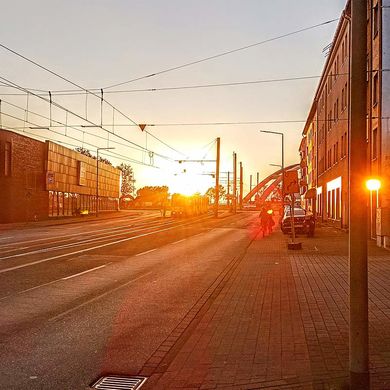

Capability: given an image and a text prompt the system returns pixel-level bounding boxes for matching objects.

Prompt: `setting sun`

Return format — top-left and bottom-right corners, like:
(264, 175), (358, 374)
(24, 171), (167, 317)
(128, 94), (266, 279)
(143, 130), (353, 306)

(168, 172), (212, 195)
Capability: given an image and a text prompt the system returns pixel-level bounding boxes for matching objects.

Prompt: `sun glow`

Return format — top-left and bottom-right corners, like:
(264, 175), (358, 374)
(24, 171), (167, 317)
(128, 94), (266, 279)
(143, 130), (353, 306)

(168, 172), (212, 196)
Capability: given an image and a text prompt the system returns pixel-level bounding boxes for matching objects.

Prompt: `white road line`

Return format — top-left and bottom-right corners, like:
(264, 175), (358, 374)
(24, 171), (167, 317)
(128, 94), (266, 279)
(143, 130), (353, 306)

(61, 264), (109, 280)
(18, 279), (62, 294)
(48, 271), (153, 322)
(0, 219), (176, 253)
(0, 220), (178, 259)
(135, 248), (157, 256)
(0, 217), (209, 274)
(172, 238), (187, 244)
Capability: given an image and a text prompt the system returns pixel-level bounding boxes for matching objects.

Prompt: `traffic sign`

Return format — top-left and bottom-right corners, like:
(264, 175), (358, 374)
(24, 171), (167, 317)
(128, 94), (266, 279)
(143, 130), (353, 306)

(283, 170), (299, 194)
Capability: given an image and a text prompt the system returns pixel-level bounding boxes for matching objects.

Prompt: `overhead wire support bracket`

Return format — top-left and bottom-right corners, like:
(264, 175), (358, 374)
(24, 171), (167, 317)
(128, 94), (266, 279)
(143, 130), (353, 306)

(48, 91), (52, 127)
(100, 88), (103, 127)
(176, 159), (216, 163)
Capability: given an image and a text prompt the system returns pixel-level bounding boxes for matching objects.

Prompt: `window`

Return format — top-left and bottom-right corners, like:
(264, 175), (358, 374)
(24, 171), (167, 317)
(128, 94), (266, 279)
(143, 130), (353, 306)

(4, 142), (11, 176)
(373, 72), (379, 106)
(372, 128), (378, 160)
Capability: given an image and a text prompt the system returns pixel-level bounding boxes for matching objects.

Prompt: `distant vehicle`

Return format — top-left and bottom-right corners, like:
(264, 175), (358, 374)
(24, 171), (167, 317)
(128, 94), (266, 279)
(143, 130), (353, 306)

(280, 207), (310, 234)
(171, 194), (209, 217)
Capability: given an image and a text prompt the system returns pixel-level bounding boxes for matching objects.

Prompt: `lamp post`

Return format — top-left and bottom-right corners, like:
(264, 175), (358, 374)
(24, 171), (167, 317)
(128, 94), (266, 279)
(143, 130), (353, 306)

(260, 131), (284, 204)
(96, 147), (115, 217)
(366, 178), (381, 239)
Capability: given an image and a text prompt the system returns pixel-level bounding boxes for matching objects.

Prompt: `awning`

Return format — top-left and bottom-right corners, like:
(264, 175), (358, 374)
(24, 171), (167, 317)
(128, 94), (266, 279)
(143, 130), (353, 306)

(304, 187), (317, 199)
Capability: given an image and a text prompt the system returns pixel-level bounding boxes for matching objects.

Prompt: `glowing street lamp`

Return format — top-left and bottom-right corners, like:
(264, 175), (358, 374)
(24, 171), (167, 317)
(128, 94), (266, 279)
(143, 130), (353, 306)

(366, 178), (381, 192)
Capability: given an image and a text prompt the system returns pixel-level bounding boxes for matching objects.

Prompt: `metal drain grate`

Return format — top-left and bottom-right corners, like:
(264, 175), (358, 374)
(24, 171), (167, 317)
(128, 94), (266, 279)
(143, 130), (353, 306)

(91, 375), (147, 390)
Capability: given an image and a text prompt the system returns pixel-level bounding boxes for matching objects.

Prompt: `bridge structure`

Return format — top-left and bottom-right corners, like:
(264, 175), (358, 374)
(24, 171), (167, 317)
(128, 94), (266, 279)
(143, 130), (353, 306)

(242, 163), (300, 206)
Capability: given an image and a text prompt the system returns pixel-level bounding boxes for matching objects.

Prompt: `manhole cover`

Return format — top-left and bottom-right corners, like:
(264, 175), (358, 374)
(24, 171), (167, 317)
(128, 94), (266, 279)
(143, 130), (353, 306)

(91, 375), (147, 390)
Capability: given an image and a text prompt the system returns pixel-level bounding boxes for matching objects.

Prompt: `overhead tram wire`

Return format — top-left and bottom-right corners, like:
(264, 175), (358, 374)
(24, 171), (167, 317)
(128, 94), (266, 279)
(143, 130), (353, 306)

(0, 75), (327, 95)
(0, 75), (174, 162)
(103, 18), (340, 90)
(0, 43), (185, 158)
(1, 115), (159, 168)
(0, 98), (148, 154)
(1, 70), (388, 96)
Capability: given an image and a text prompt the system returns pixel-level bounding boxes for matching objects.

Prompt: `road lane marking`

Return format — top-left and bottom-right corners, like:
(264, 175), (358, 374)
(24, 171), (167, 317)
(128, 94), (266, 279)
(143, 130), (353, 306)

(0, 217), (210, 274)
(0, 220), (180, 259)
(172, 239), (187, 244)
(0, 213), (163, 249)
(135, 249), (157, 256)
(0, 219), (177, 254)
(48, 271), (153, 322)
(18, 279), (62, 294)
(61, 264), (109, 280)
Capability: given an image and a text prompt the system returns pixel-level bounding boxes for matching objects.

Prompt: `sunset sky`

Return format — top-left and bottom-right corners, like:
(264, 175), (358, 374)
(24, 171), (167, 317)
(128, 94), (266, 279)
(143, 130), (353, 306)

(0, 0), (346, 195)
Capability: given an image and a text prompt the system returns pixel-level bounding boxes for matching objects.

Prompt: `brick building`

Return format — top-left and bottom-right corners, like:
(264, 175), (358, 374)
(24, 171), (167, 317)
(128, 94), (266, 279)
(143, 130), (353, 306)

(300, 0), (390, 248)
(0, 129), (120, 223)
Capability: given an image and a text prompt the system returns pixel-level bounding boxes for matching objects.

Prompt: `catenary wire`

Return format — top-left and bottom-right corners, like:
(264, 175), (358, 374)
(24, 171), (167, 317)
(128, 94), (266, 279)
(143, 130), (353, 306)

(0, 75), (175, 161)
(0, 42), (184, 157)
(1, 69), (387, 97)
(0, 98), (148, 154)
(1, 114), (159, 168)
(103, 18), (340, 89)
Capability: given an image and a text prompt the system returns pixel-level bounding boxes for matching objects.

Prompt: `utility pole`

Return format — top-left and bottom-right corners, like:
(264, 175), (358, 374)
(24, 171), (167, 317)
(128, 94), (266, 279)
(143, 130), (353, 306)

(250, 174), (253, 201)
(257, 172), (259, 187)
(233, 152), (237, 214)
(214, 137), (220, 218)
(349, 1), (369, 389)
(96, 147), (115, 217)
(227, 171), (230, 208)
(239, 162), (243, 209)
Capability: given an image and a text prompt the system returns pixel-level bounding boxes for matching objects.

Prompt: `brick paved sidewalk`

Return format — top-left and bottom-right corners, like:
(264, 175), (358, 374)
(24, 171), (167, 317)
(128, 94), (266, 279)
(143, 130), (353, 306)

(141, 225), (390, 389)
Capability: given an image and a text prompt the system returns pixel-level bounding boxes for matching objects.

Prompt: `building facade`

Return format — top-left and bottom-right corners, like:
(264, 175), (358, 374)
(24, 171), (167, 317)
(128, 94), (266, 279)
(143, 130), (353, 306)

(299, 0), (390, 248)
(0, 129), (120, 223)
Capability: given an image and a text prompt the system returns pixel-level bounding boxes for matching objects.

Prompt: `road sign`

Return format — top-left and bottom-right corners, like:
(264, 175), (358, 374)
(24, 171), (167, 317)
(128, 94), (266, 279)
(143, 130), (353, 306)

(283, 170), (299, 194)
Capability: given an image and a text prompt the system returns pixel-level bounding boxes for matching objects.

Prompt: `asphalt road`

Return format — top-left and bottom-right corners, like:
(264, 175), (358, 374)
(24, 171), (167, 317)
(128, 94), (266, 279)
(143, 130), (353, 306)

(0, 210), (260, 390)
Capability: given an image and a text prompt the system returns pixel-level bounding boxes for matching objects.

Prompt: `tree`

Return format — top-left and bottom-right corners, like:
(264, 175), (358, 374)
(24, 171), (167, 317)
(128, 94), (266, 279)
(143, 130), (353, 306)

(75, 147), (94, 159)
(136, 186), (169, 206)
(118, 163), (136, 196)
(205, 185), (226, 203)
(74, 147), (112, 166)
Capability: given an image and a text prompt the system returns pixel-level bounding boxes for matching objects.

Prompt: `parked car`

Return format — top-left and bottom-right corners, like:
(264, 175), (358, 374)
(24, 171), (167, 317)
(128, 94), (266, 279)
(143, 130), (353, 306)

(281, 207), (314, 235)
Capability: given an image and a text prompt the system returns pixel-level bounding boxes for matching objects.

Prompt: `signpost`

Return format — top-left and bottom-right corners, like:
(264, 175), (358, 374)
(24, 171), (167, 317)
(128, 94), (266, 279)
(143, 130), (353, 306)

(283, 169), (301, 250)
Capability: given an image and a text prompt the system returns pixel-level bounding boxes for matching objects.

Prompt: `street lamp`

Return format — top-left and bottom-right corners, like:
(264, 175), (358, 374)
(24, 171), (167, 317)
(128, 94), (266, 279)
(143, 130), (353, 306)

(96, 147), (115, 217)
(366, 178), (381, 239)
(260, 130), (284, 203)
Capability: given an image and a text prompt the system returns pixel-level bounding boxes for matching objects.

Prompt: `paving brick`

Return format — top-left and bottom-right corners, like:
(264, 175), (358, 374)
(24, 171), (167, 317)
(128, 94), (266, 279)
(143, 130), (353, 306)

(145, 225), (390, 389)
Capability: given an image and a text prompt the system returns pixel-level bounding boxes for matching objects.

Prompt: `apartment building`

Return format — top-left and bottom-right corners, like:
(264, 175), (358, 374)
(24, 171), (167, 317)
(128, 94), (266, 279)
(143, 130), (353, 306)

(300, 0), (390, 248)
